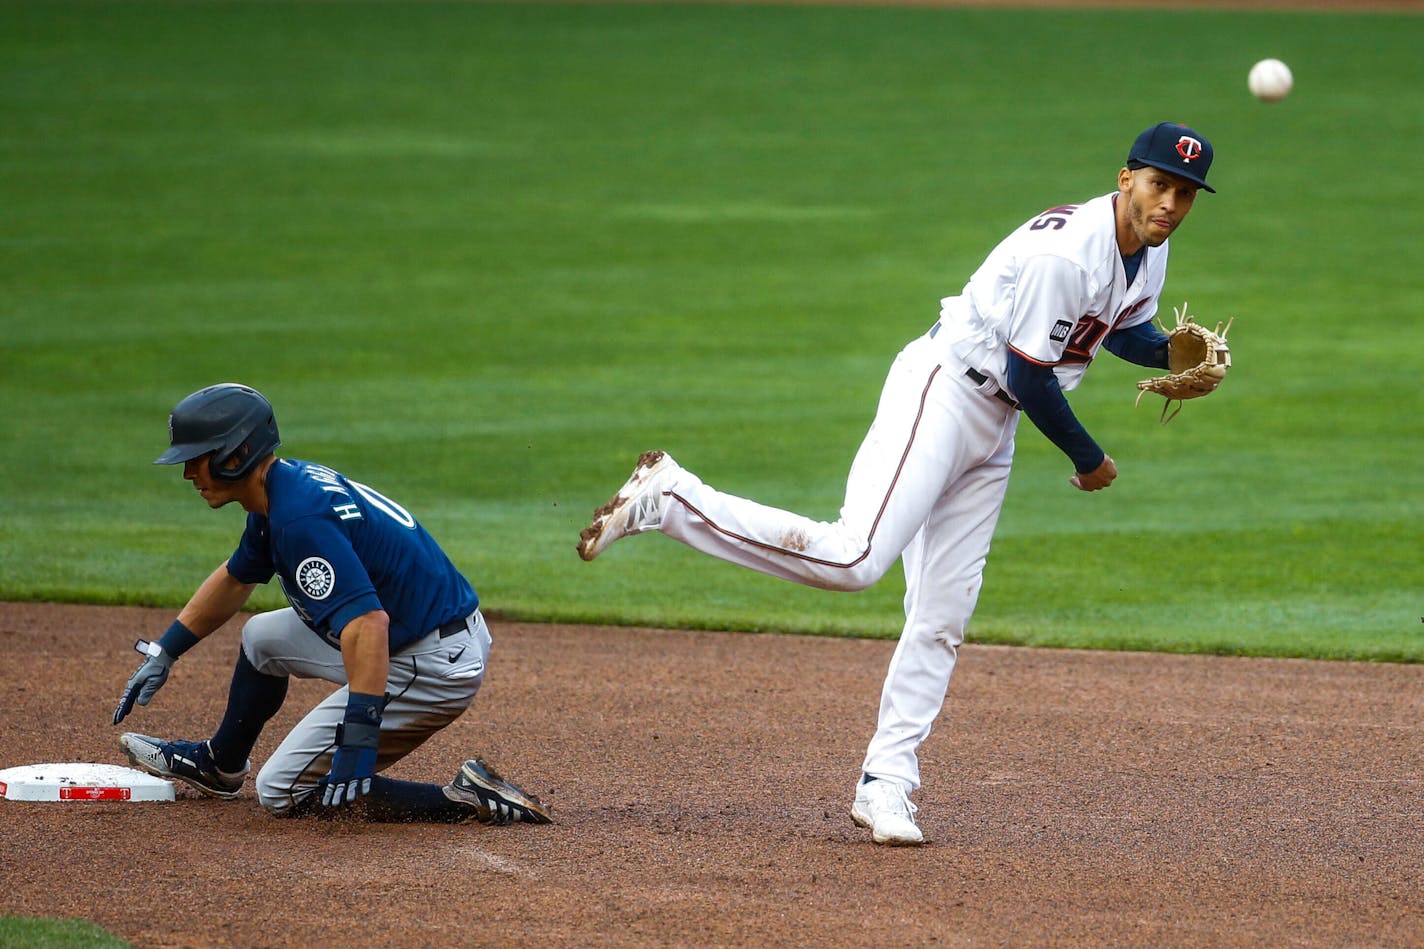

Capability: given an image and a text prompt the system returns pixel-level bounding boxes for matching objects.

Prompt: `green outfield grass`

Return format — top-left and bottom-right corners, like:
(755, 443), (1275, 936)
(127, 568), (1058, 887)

(0, 917), (134, 948)
(2, 1), (1421, 661)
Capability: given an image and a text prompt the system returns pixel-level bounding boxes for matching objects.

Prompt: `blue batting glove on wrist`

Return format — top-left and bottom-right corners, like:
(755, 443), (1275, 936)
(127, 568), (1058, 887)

(320, 692), (383, 808)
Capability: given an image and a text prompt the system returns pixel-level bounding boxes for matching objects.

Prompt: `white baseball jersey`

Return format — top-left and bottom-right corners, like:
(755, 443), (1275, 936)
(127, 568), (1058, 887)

(939, 191), (1166, 395)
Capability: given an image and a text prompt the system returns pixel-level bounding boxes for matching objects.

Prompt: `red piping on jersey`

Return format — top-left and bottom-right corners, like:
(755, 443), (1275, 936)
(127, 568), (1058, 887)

(1007, 343), (1058, 367)
(665, 365), (942, 569)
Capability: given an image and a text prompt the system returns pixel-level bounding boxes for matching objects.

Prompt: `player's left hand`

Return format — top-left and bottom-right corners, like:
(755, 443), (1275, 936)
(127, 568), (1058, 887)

(112, 639), (176, 725)
(1134, 303), (1233, 423)
(320, 721), (380, 807)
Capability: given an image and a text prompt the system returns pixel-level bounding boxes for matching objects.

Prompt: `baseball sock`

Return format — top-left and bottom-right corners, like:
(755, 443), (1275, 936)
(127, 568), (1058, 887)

(209, 646), (288, 773)
(354, 776), (474, 824)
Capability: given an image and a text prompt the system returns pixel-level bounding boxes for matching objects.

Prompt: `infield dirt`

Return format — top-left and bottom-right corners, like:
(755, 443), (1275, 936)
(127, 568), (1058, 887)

(1, 601), (1420, 947)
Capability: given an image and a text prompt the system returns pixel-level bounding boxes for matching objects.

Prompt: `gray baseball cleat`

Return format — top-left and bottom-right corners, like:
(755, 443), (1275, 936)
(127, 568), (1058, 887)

(442, 758), (553, 825)
(120, 733), (250, 800)
(850, 776), (925, 846)
(577, 450), (678, 561)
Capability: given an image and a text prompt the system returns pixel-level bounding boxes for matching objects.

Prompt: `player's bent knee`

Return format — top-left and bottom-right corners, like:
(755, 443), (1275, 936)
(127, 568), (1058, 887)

(818, 570), (879, 593)
(258, 794), (294, 817)
(256, 785), (310, 817)
(255, 761), (316, 816)
(240, 611), (295, 670)
(819, 558), (893, 593)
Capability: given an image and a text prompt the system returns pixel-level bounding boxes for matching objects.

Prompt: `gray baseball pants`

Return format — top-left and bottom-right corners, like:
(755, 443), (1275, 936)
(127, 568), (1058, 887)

(239, 608), (491, 814)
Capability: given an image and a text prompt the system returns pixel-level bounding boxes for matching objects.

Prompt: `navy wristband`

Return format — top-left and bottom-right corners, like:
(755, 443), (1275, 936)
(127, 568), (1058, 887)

(157, 620), (200, 659)
(343, 691), (385, 726)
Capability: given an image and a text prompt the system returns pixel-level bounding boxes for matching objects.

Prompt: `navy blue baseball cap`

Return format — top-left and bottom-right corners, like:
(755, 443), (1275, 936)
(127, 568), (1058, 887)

(1127, 122), (1216, 193)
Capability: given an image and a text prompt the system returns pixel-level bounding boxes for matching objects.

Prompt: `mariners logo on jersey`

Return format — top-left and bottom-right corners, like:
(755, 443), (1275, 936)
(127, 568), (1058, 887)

(295, 557), (337, 600)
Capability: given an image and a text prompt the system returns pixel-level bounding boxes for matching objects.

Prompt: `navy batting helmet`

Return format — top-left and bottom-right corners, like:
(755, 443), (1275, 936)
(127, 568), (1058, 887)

(155, 383), (281, 483)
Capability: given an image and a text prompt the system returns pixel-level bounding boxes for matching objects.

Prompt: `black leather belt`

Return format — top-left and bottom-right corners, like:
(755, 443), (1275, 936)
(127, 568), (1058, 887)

(964, 368), (1020, 410)
(437, 615), (472, 638)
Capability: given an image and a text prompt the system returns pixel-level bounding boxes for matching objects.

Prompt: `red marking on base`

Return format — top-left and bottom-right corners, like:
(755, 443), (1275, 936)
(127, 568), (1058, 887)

(0, 781), (7, 797)
(60, 786), (131, 801)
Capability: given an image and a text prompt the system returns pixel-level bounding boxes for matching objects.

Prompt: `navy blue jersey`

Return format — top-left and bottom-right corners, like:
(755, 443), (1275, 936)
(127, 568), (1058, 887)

(226, 459), (478, 651)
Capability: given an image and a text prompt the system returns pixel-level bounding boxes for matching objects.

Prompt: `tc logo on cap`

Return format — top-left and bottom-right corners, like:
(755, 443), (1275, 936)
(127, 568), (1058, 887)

(1175, 136), (1204, 163)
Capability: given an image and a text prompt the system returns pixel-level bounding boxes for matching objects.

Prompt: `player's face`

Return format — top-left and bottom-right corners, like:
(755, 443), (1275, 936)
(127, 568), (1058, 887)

(183, 453), (241, 508)
(1119, 167), (1199, 249)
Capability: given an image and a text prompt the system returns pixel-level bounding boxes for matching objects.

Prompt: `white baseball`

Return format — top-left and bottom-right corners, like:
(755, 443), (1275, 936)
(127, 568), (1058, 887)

(1248, 58), (1293, 103)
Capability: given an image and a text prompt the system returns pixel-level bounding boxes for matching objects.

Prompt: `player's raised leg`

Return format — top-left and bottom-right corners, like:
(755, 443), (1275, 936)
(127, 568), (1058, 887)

(578, 338), (1014, 592)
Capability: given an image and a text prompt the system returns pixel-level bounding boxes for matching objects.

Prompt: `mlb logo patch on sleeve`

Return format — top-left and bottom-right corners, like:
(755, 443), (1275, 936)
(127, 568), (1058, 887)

(1050, 320), (1073, 342)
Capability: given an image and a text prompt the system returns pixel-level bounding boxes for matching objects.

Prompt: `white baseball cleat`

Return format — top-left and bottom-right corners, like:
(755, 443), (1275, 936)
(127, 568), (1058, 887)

(851, 776), (925, 846)
(577, 450), (678, 561)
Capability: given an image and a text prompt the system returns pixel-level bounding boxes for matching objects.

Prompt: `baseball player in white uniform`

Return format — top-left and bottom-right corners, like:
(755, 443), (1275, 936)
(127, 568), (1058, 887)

(578, 123), (1217, 845)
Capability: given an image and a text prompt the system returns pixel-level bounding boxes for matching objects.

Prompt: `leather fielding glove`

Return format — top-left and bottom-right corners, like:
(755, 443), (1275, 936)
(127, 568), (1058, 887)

(1135, 302), (1234, 423)
(112, 639), (175, 725)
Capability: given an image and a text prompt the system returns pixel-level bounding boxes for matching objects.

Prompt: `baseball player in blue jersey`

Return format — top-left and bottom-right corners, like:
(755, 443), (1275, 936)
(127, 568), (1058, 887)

(579, 124), (1220, 845)
(114, 383), (551, 824)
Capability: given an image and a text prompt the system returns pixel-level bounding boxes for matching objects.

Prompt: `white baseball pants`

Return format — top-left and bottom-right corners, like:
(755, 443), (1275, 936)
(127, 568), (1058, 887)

(658, 332), (1019, 790)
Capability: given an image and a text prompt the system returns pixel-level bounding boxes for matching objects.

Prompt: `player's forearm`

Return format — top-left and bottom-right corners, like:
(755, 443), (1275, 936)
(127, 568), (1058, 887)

(1005, 351), (1105, 474)
(339, 610), (391, 696)
(1103, 321), (1170, 368)
(175, 561), (257, 639)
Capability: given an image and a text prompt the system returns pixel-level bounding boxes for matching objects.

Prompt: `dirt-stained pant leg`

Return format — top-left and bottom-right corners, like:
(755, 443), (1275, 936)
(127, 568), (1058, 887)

(240, 608), (491, 815)
(657, 334), (1012, 592)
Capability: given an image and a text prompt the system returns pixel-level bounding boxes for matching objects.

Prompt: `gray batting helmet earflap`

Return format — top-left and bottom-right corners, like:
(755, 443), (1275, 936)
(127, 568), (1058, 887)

(155, 383), (281, 483)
